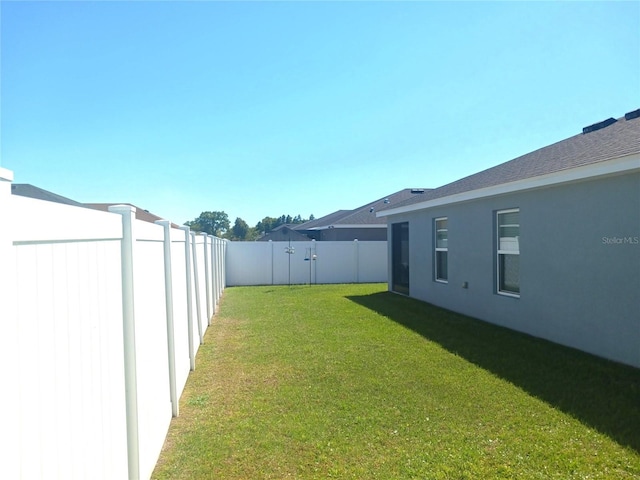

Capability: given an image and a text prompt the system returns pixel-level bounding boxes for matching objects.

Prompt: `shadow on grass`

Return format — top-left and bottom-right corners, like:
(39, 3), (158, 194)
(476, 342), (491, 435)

(347, 291), (640, 453)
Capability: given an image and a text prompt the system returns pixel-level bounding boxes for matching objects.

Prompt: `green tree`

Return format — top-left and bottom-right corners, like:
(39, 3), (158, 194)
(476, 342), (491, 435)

(229, 217), (250, 240)
(255, 216), (278, 235)
(185, 211), (230, 237)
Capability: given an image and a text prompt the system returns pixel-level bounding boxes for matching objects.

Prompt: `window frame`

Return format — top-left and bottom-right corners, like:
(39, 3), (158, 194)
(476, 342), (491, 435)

(496, 208), (520, 297)
(434, 217), (448, 283)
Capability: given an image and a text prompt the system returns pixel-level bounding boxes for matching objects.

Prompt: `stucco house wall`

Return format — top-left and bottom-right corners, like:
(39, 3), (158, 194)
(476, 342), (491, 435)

(386, 171), (640, 367)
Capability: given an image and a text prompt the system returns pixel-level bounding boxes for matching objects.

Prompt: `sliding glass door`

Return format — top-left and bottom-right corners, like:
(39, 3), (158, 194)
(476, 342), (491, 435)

(391, 222), (409, 295)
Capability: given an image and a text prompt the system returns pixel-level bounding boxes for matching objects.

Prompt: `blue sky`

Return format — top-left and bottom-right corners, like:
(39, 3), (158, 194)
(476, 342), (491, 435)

(2, 1), (638, 226)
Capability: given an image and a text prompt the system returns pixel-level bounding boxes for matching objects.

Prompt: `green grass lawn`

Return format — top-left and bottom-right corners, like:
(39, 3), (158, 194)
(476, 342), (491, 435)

(152, 283), (640, 479)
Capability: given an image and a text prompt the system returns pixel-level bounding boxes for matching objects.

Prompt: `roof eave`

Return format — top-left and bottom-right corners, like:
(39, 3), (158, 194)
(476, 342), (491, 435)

(377, 153), (640, 218)
(0, 167), (14, 182)
(306, 224), (386, 230)
(331, 224), (386, 229)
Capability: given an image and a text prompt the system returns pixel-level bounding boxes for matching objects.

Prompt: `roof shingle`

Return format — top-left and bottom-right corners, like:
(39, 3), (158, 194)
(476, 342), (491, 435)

(296, 189), (431, 229)
(383, 112), (640, 212)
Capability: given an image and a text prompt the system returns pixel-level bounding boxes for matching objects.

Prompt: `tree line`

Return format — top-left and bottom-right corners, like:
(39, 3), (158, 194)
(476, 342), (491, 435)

(184, 211), (315, 241)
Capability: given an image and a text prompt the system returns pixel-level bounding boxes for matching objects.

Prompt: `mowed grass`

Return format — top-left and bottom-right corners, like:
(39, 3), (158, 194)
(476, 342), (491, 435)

(153, 284), (640, 479)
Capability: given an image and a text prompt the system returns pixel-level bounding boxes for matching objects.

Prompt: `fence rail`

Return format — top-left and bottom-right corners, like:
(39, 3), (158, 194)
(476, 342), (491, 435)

(0, 169), (226, 480)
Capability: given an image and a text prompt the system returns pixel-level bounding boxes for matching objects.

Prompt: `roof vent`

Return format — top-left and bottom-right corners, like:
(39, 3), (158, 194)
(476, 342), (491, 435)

(369, 207), (375, 213)
(411, 189), (425, 194)
(383, 198), (390, 204)
(624, 109), (640, 121)
(582, 117), (616, 134)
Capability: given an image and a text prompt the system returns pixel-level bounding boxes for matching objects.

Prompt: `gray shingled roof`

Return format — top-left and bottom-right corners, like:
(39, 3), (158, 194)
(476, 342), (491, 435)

(332, 189), (432, 225)
(11, 184), (85, 207)
(12, 185), (181, 228)
(86, 203), (181, 228)
(296, 210), (352, 230)
(296, 189), (431, 229)
(257, 224), (310, 242)
(382, 111), (640, 212)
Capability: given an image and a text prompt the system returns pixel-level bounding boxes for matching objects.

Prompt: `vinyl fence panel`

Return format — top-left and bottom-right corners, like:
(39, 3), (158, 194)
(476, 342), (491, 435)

(314, 241), (358, 284)
(355, 241), (388, 283)
(11, 196), (128, 480)
(170, 228), (191, 395)
(2, 171), (227, 480)
(225, 241), (274, 286)
(226, 240), (388, 286)
(132, 218), (173, 480)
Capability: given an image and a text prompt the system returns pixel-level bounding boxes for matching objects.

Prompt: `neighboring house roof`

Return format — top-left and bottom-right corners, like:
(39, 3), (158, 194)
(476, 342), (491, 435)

(296, 210), (352, 230)
(332, 189), (432, 227)
(11, 184), (181, 228)
(296, 189), (431, 231)
(11, 184), (86, 207)
(257, 224), (310, 242)
(85, 203), (181, 228)
(379, 109), (640, 216)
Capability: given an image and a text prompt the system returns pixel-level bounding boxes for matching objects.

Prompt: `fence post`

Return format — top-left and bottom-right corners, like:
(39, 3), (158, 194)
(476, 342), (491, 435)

(223, 239), (227, 289)
(201, 233), (211, 324)
(0, 168), (19, 479)
(354, 239), (359, 283)
(214, 237), (220, 303)
(217, 239), (220, 290)
(108, 205), (140, 480)
(209, 235), (216, 314)
(220, 238), (225, 295)
(213, 237), (218, 303)
(156, 220), (178, 418)
(179, 226), (195, 371)
(312, 239), (317, 284)
(269, 240), (274, 285)
(191, 232), (204, 345)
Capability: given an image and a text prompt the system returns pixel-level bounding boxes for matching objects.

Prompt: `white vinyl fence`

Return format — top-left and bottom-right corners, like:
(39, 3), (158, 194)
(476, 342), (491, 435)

(0, 168), (226, 480)
(226, 240), (387, 286)
(0, 167), (386, 480)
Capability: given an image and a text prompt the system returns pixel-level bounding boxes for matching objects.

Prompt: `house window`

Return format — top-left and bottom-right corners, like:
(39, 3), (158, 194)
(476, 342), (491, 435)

(435, 217), (448, 282)
(497, 209), (520, 296)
